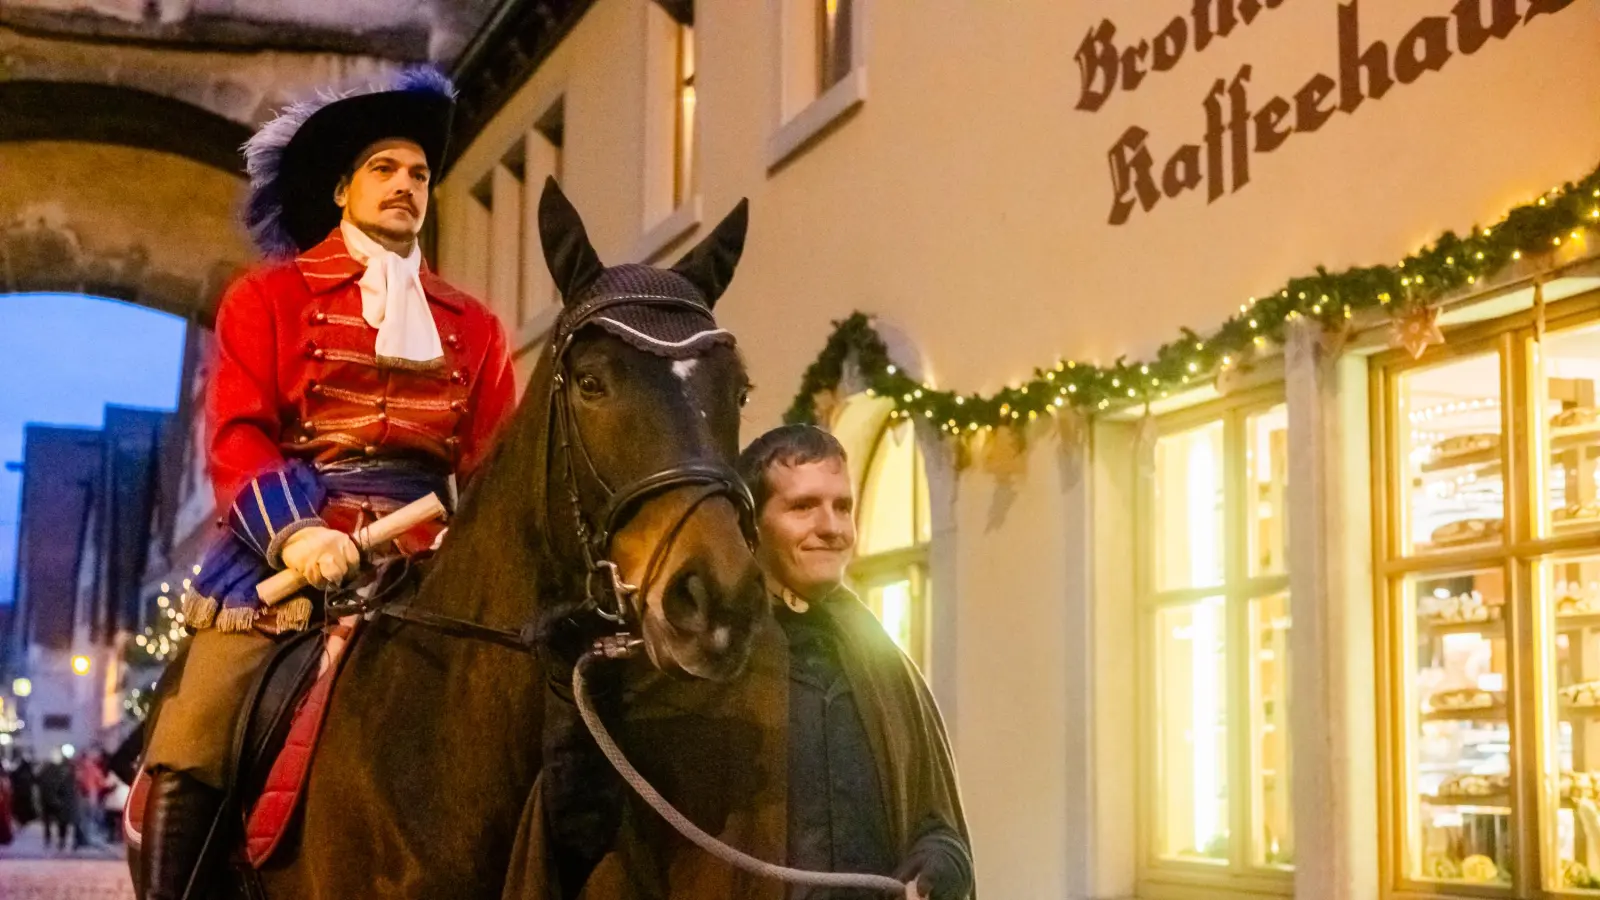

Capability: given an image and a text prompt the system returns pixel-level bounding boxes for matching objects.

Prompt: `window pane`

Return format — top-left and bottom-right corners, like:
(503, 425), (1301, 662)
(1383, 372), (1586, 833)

(1398, 353), (1505, 555)
(1251, 591), (1293, 868)
(864, 577), (918, 662)
(1539, 323), (1600, 539)
(817, 0), (853, 91)
(1404, 569), (1514, 886)
(1248, 406), (1289, 578)
(1154, 421), (1225, 591)
(674, 24), (696, 208)
(1154, 598), (1230, 864)
(915, 446), (932, 546)
(859, 423), (924, 556)
(1539, 553), (1600, 892)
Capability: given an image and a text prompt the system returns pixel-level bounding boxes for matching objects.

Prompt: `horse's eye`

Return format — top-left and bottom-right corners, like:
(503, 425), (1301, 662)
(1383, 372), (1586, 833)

(739, 384), (753, 408)
(576, 374), (605, 397)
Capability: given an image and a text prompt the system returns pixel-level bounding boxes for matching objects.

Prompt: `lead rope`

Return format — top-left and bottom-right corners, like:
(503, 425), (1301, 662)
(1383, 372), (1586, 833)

(572, 647), (908, 896)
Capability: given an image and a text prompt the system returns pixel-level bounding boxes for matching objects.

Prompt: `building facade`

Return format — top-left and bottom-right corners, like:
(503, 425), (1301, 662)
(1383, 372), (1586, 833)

(436, 2), (1600, 899)
(4, 404), (178, 761)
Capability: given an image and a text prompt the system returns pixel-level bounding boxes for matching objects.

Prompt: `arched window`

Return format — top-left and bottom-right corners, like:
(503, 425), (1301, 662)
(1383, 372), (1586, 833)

(833, 396), (933, 668)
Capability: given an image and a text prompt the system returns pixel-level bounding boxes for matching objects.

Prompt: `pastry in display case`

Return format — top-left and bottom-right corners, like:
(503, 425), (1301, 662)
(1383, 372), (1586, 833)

(1420, 589), (1503, 627)
(1408, 567), (1514, 884)
(1426, 433), (1502, 469)
(1427, 688), (1505, 715)
(1400, 355), (1505, 557)
(1547, 554), (1600, 892)
(1425, 518), (1505, 551)
(1555, 502), (1600, 528)
(1552, 406), (1600, 431)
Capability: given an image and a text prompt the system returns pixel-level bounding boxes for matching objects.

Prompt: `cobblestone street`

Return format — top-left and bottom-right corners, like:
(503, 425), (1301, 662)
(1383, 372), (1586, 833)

(1, 825), (135, 900)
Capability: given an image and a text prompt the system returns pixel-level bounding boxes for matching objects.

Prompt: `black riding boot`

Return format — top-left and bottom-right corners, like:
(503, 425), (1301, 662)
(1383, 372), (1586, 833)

(142, 768), (223, 900)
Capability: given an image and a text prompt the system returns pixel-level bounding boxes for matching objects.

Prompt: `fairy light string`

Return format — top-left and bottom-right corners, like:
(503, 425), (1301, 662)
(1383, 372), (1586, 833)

(786, 162), (1600, 437)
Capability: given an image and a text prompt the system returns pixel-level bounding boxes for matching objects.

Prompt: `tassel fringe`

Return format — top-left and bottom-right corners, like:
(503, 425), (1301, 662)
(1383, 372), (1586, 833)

(215, 607), (260, 633)
(275, 596), (313, 632)
(181, 590), (219, 630)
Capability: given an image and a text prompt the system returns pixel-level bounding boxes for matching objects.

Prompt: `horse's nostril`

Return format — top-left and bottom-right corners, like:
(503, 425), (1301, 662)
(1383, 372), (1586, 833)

(663, 570), (710, 631)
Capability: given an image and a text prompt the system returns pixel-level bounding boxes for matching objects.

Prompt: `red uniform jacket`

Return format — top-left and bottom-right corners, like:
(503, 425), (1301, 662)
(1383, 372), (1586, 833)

(207, 228), (516, 544)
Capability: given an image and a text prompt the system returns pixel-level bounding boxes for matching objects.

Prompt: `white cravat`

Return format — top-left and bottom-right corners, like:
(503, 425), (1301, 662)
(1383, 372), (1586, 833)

(339, 221), (444, 368)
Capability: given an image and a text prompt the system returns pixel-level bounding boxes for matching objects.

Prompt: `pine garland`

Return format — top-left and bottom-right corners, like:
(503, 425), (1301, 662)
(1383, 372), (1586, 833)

(786, 159), (1600, 437)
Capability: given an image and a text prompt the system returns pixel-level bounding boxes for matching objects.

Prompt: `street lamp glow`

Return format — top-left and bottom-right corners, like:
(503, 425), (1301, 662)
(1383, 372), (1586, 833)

(11, 677), (31, 697)
(71, 655), (92, 676)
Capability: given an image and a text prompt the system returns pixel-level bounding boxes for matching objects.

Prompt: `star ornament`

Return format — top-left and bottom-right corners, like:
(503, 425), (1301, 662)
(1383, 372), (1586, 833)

(1391, 304), (1445, 359)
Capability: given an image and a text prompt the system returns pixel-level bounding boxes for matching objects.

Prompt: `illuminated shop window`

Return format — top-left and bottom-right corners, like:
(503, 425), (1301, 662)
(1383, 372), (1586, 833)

(1375, 297), (1600, 896)
(1143, 401), (1293, 890)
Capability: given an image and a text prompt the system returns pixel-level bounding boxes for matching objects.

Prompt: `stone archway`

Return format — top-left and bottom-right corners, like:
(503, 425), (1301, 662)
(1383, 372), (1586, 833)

(0, 84), (257, 323)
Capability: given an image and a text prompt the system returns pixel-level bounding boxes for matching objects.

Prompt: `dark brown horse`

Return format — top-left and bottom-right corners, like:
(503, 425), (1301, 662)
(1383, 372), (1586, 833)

(133, 180), (767, 899)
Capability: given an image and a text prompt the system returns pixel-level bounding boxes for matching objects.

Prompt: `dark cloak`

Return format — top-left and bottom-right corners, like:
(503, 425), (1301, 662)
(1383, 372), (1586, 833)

(504, 587), (974, 900)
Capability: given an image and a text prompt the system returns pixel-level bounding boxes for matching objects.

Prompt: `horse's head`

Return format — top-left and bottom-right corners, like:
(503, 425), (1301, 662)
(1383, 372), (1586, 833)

(534, 179), (766, 681)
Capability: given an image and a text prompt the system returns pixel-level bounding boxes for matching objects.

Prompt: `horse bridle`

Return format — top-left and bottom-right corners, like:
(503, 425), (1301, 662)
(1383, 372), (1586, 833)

(377, 293), (755, 652)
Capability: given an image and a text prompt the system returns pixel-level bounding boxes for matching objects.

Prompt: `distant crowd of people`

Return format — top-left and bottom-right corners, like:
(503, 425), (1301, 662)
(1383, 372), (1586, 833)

(0, 745), (130, 851)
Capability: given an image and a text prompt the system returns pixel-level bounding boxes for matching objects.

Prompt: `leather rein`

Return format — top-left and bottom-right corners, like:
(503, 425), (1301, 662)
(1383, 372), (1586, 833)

(375, 294), (755, 653)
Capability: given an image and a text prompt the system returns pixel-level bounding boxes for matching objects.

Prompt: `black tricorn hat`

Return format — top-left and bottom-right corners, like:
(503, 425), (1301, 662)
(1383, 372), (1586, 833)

(243, 67), (455, 257)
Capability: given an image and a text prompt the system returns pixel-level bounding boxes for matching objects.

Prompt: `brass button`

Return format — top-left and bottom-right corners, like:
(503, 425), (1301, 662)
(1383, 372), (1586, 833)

(311, 311), (328, 324)
(376, 412), (388, 423)
(296, 434), (309, 444)
(303, 422), (317, 435)
(444, 436), (460, 448)
(308, 382), (323, 395)
(364, 445), (379, 457)
(445, 333), (461, 349)
(451, 369), (468, 385)
(450, 400), (467, 413)
(373, 397), (386, 410)
(360, 500), (375, 513)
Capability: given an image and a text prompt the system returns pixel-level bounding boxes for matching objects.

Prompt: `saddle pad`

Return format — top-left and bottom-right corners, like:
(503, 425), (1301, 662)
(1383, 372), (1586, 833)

(124, 769), (151, 849)
(243, 622), (357, 868)
(242, 665), (335, 867)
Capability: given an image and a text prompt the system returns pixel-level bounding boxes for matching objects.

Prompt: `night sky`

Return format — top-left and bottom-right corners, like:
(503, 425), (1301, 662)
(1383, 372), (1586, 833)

(0, 294), (187, 604)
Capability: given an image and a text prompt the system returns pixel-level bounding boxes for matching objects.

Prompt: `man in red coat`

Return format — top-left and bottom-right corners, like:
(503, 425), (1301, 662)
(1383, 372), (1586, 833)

(139, 67), (516, 900)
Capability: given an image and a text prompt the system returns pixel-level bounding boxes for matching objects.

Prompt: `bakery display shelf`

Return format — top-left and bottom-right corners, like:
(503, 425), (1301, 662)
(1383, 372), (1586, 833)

(1421, 447), (1501, 474)
(1551, 422), (1600, 448)
(1552, 514), (1600, 532)
(1420, 793), (1586, 812)
(1423, 617), (1506, 637)
(1559, 703), (1600, 719)
(1421, 793), (1511, 811)
(1423, 706), (1510, 722)
(1555, 611), (1600, 630)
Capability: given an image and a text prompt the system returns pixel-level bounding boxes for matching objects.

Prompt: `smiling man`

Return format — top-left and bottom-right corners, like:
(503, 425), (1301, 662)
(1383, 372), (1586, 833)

(736, 425), (976, 900)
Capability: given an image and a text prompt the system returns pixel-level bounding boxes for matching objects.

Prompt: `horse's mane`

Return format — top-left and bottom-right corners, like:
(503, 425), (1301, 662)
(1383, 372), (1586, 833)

(408, 332), (564, 625)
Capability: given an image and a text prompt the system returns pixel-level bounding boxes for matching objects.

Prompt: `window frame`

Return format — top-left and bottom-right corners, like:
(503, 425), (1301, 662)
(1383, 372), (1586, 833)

(767, 0), (868, 171)
(1371, 285), (1600, 900)
(845, 414), (932, 670)
(1135, 384), (1296, 900)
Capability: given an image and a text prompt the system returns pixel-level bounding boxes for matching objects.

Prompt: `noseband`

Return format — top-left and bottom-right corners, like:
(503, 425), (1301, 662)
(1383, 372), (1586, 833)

(549, 293), (756, 627)
(378, 293), (754, 651)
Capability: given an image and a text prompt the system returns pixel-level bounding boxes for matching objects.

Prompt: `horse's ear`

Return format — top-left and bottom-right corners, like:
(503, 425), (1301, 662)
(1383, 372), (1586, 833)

(670, 199), (748, 308)
(538, 177), (604, 304)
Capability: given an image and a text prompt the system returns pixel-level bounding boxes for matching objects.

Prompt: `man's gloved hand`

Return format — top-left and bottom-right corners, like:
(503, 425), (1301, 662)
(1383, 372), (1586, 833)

(280, 526), (359, 589)
(893, 824), (973, 900)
